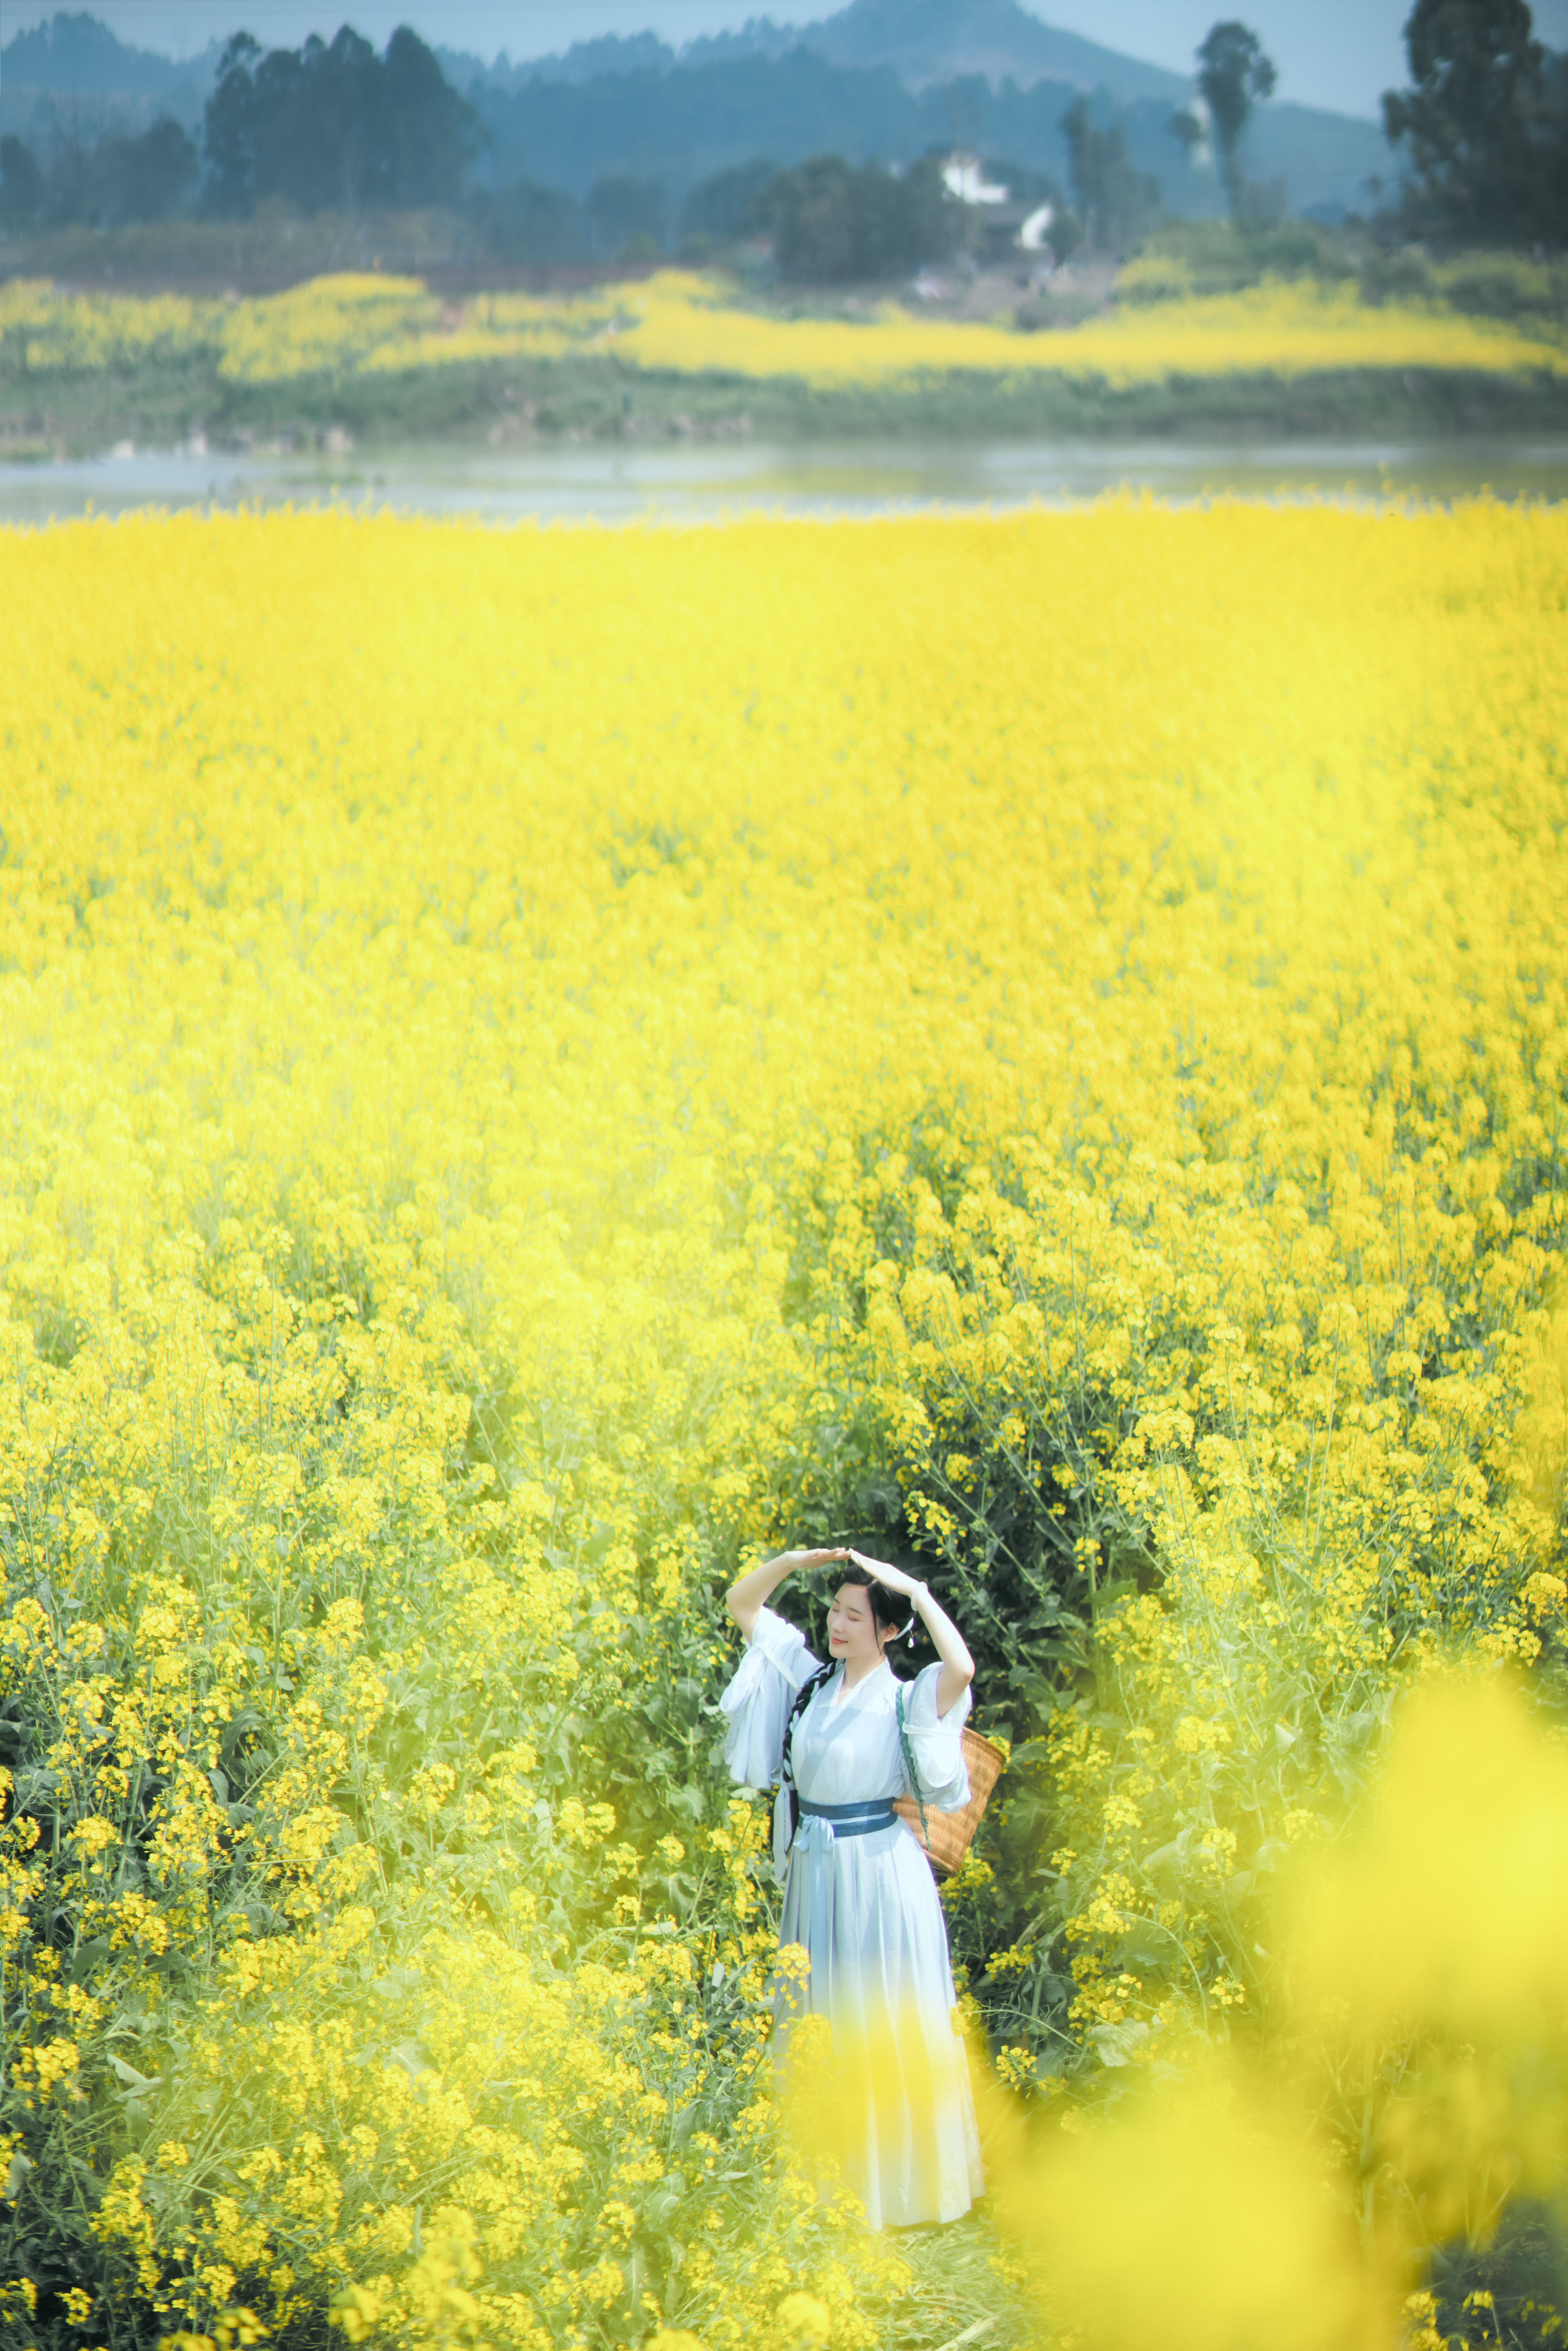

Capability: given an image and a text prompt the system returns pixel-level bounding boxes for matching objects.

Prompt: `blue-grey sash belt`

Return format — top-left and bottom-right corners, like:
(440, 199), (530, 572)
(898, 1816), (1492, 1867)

(797, 1799), (897, 1837)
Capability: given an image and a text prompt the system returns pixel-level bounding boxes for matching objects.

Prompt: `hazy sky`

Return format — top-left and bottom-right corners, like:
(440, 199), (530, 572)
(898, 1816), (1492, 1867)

(11, 0), (1568, 119)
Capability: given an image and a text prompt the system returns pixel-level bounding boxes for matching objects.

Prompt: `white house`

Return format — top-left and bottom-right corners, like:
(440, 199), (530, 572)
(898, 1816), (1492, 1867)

(939, 152), (1056, 261)
(941, 153), (1010, 207)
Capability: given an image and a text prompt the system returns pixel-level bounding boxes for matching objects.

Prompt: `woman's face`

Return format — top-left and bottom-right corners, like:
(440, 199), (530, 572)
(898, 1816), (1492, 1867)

(828, 1582), (889, 1668)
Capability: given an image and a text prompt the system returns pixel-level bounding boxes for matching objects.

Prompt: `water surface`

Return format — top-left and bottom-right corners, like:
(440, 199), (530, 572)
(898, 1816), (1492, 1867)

(3, 434), (1566, 526)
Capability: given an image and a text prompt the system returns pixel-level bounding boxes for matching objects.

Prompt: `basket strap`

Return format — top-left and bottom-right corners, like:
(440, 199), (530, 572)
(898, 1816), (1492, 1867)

(895, 1683), (932, 1853)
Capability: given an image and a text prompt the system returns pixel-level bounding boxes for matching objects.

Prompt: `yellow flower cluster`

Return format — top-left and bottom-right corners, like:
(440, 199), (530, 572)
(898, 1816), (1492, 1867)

(216, 271), (437, 381)
(3, 267), (1563, 391)
(623, 271), (1568, 387)
(0, 493), (1563, 2338)
(0, 273), (632, 387)
(0, 278), (211, 374)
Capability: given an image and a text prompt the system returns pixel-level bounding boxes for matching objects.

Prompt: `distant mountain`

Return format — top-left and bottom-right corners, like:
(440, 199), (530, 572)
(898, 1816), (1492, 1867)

(463, 48), (1389, 222)
(3, 9), (189, 92)
(695, 0), (1191, 105)
(448, 0), (1391, 217)
(452, 0), (1192, 108)
(436, 30), (682, 90)
(470, 49), (921, 199)
(0, 10), (218, 138)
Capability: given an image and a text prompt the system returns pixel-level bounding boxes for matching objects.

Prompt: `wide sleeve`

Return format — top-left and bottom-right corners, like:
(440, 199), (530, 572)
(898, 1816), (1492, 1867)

(719, 1605), (821, 1790)
(902, 1663), (972, 1813)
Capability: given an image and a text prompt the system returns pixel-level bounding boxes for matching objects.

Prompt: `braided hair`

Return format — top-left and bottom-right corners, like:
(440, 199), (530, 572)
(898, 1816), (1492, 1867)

(779, 1664), (835, 1847)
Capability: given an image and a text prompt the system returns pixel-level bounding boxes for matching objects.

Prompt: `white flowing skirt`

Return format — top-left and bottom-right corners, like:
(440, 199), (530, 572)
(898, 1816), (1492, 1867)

(775, 1814), (984, 2230)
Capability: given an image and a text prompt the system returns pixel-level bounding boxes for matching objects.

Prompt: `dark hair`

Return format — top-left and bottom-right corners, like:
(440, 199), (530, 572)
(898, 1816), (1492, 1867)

(834, 1561), (905, 1639)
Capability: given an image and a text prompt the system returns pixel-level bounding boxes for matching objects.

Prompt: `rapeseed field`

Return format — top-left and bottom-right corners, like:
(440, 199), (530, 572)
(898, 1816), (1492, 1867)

(1, 496), (1566, 2348)
(4, 268), (1564, 392)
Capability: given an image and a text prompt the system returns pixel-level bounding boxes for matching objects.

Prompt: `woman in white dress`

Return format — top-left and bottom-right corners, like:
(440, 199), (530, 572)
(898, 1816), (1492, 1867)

(721, 1545), (986, 2230)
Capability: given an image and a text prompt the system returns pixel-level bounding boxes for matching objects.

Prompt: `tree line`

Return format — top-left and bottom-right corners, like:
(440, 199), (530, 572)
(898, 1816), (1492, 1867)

(0, 2), (1564, 257)
(1383, 0), (1567, 245)
(0, 114), (199, 231)
(0, 22), (478, 231)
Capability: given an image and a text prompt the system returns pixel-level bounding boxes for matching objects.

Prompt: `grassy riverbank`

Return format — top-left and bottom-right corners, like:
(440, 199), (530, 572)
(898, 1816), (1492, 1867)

(2, 264), (1566, 457)
(8, 354), (1568, 463)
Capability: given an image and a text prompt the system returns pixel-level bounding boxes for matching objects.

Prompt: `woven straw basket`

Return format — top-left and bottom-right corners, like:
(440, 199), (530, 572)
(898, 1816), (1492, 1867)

(894, 1727), (1006, 1878)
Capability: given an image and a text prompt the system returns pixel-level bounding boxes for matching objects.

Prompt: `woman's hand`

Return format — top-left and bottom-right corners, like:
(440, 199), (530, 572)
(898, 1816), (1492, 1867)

(725, 1545), (851, 1640)
(846, 1550), (926, 1600)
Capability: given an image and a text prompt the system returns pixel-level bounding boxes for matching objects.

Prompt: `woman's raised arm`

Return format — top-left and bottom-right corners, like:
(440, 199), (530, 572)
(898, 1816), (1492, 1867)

(846, 1550), (974, 1718)
(725, 1547), (849, 1642)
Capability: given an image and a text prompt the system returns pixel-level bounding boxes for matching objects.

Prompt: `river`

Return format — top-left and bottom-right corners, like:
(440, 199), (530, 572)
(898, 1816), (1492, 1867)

(2, 433), (1566, 526)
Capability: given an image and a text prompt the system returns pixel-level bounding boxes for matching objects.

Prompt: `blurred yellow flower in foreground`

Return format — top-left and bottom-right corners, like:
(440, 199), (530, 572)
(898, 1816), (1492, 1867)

(1010, 1676), (1568, 2351)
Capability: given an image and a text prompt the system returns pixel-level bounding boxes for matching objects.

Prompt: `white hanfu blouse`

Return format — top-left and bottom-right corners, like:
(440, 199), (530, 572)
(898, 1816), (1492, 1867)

(721, 1604), (985, 2229)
